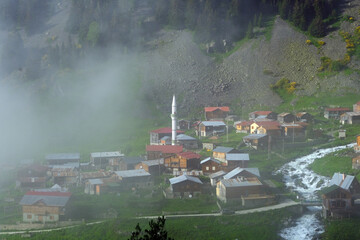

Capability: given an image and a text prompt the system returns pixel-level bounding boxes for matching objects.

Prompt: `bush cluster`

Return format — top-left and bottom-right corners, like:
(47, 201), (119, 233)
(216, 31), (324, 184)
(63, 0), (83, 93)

(270, 78), (297, 94)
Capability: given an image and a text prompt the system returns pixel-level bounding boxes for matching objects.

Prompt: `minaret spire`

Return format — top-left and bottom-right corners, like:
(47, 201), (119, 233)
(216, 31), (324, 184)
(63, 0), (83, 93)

(171, 95), (177, 145)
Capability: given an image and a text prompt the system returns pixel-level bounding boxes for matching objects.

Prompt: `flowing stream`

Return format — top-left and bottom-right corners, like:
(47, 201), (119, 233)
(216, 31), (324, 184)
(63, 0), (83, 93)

(276, 143), (355, 240)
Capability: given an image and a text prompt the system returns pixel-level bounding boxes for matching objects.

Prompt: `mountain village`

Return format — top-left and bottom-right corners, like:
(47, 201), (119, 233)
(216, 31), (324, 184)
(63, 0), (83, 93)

(0, 96), (358, 230)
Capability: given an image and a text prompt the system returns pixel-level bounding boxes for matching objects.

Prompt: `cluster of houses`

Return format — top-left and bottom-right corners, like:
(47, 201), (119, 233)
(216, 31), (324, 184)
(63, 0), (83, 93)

(15, 98), (360, 223)
(326, 101), (360, 125)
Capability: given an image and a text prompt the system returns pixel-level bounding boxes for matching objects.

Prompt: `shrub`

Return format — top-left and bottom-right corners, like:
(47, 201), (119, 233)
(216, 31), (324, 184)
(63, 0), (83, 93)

(318, 40), (325, 46)
(306, 39), (312, 45)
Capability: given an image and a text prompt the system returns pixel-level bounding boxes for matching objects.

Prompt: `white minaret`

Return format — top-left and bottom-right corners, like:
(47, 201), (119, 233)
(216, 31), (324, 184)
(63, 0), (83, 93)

(171, 95), (177, 145)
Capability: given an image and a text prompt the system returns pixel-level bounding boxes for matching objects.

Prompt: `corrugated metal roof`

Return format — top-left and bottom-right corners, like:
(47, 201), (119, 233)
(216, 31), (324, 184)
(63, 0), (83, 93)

(88, 179), (104, 185)
(141, 158), (164, 166)
(330, 173), (355, 190)
(223, 167), (260, 179)
(160, 136), (171, 141)
(91, 152), (123, 158)
(320, 184), (340, 195)
(201, 121), (226, 127)
(46, 153), (80, 161)
(200, 157), (221, 165)
(209, 170), (226, 179)
(169, 174), (203, 185)
(220, 178), (262, 188)
(176, 134), (196, 141)
(177, 151), (201, 159)
(226, 153), (249, 161)
(20, 195), (70, 207)
(115, 169), (150, 178)
(243, 134), (267, 140)
(122, 156), (145, 164)
(213, 146), (234, 153)
(252, 111), (273, 115)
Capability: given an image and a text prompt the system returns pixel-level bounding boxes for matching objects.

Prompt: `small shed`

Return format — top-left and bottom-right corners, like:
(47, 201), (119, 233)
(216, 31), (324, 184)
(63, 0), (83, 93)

(225, 153), (250, 169)
(209, 170), (226, 187)
(176, 134), (198, 149)
(352, 155), (360, 169)
(204, 107), (230, 120)
(212, 146), (240, 162)
(243, 134), (268, 150)
(135, 158), (165, 176)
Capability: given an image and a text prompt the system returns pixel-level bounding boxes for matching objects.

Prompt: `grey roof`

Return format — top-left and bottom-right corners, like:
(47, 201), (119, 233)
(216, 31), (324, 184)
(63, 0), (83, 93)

(160, 136), (171, 141)
(19, 194), (70, 207)
(122, 156), (145, 164)
(213, 146), (234, 153)
(91, 152), (123, 158)
(46, 153), (80, 161)
(243, 134), (267, 140)
(220, 178), (262, 188)
(115, 169), (150, 178)
(200, 157), (221, 165)
(169, 175), (203, 185)
(223, 167), (260, 179)
(201, 121), (226, 127)
(209, 170), (226, 179)
(88, 179), (104, 185)
(330, 173), (355, 190)
(141, 158), (164, 166)
(176, 134), (196, 141)
(226, 153), (250, 161)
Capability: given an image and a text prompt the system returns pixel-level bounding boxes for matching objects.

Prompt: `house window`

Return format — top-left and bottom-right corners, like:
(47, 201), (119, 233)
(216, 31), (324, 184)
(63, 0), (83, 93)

(27, 214), (32, 219)
(206, 167), (209, 171)
(50, 216), (54, 220)
(212, 166), (216, 171)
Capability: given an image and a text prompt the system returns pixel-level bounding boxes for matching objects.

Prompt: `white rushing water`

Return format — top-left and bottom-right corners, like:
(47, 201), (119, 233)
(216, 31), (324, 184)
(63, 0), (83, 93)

(277, 143), (355, 240)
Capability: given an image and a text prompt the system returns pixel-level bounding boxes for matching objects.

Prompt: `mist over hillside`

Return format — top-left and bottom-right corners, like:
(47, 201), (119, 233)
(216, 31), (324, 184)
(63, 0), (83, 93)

(1, 0), (360, 161)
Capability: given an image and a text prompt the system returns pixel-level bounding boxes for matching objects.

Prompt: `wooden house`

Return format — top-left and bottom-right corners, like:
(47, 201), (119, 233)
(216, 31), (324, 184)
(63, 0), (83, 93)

(45, 153), (80, 166)
(236, 121), (254, 133)
(168, 175), (203, 198)
(80, 171), (113, 184)
(216, 178), (269, 205)
(84, 179), (104, 195)
(296, 112), (313, 122)
(200, 157), (222, 175)
(164, 152), (201, 171)
(90, 152), (124, 170)
(340, 112), (360, 125)
(176, 134), (198, 149)
(114, 169), (152, 189)
(209, 171), (226, 187)
(277, 113), (295, 123)
(250, 121), (279, 135)
(256, 122), (281, 137)
(324, 108), (351, 119)
(204, 107), (230, 120)
(281, 124), (305, 138)
(321, 185), (353, 219)
(321, 173), (360, 218)
(352, 155), (360, 169)
(178, 119), (191, 130)
(20, 191), (71, 223)
(202, 143), (216, 151)
(146, 145), (183, 160)
(16, 164), (48, 189)
(212, 146), (240, 162)
(135, 158), (165, 176)
(119, 156), (145, 170)
(198, 121), (226, 137)
(149, 127), (184, 145)
(243, 134), (268, 150)
(353, 101), (360, 112)
(249, 111), (277, 120)
(225, 153), (250, 170)
(51, 166), (78, 186)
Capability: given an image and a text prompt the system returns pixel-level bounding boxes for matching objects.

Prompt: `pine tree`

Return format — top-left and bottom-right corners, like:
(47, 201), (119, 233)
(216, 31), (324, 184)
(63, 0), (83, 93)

(246, 21), (254, 38)
(308, 16), (326, 37)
